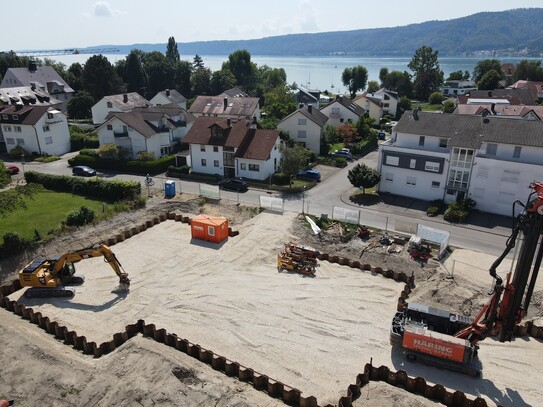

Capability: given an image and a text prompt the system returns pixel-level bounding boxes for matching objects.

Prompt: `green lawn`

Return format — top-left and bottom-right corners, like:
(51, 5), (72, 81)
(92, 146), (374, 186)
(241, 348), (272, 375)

(0, 191), (109, 241)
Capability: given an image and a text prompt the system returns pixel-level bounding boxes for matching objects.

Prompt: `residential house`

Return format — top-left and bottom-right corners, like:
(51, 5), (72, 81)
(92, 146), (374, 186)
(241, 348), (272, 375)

(0, 60), (74, 112)
(353, 92), (383, 122)
(95, 104), (195, 159)
(91, 92), (149, 125)
(378, 110), (543, 216)
(454, 104), (543, 120)
(150, 89), (187, 110)
(509, 80), (543, 102)
(188, 96), (260, 120)
(438, 80), (477, 97)
(295, 87), (320, 109)
(319, 95), (365, 127)
(463, 89), (536, 105)
(373, 88), (399, 118)
(183, 117), (281, 180)
(0, 105), (70, 155)
(220, 87), (249, 98)
(0, 86), (62, 109)
(277, 104), (328, 154)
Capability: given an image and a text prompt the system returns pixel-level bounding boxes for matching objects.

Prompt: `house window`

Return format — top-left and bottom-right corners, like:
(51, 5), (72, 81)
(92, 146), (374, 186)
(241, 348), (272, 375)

(240, 163), (246, 170)
(214, 160), (219, 167)
(486, 143), (498, 156)
(12, 115), (18, 120)
(3, 125), (12, 132)
(1, 114), (7, 120)
(339, 118), (344, 123)
(201, 159), (207, 167)
(16, 138), (25, 145)
(384, 103), (389, 108)
(425, 161), (440, 172)
(298, 130), (307, 138)
(298, 118), (307, 125)
(208, 226), (215, 236)
(501, 169), (520, 184)
(513, 146), (521, 159)
(107, 124), (113, 130)
(43, 125), (50, 132)
(406, 176), (417, 186)
(448, 169), (470, 189)
(213, 146), (219, 152)
(477, 166), (489, 179)
(472, 187), (485, 198)
(385, 173), (394, 182)
(45, 136), (53, 145)
(332, 108), (340, 115)
(47, 112), (54, 119)
(418, 136), (425, 146)
(6, 138), (15, 144)
(200, 145), (205, 152)
(431, 181), (440, 189)
(409, 159), (416, 169)
(107, 101), (113, 108)
(14, 126), (21, 133)
(450, 148), (474, 168)
(385, 155), (399, 166)
(249, 164), (259, 172)
(439, 138), (448, 148)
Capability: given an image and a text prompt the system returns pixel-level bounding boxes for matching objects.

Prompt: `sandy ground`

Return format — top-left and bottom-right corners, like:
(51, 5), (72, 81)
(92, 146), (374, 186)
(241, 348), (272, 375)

(1, 200), (542, 406)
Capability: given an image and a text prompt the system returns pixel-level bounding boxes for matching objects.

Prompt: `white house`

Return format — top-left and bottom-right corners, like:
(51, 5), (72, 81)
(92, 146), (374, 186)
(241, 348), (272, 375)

(0, 105), (70, 156)
(150, 89), (187, 110)
(95, 105), (195, 159)
(353, 93), (383, 122)
(0, 61), (74, 112)
(374, 88), (400, 118)
(277, 104), (328, 154)
(0, 86), (62, 109)
(183, 117), (281, 180)
(91, 92), (149, 125)
(378, 109), (543, 216)
(439, 80), (477, 97)
(188, 96), (260, 120)
(319, 95), (365, 127)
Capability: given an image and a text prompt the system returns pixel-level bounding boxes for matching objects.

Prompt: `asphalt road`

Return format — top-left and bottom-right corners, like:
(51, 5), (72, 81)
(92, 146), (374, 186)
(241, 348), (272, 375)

(11, 151), (512, 257)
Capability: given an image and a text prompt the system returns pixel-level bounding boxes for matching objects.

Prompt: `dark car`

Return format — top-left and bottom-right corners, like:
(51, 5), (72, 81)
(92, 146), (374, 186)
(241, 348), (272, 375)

(297, 169), (321, 181)
(218, 177), (248, 192)
(377, 131), (386, 140)
(72, 165), (97, 177)
(330, 150), (353, 160)
(4, 165), (19, 175)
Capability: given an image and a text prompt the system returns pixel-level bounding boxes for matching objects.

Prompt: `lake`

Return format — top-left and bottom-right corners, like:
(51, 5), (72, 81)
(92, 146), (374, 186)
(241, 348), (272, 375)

(50, 53), (540, 94)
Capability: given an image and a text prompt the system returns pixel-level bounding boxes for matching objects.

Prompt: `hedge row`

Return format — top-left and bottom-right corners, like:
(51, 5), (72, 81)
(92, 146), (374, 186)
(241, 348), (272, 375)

(70, 133), (99, 151)
(68, 154), (175, 175)
(24, 171), (141, 201)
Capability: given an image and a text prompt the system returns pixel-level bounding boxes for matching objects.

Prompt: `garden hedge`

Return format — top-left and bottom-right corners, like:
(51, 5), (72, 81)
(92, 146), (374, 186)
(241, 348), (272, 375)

(68, 154), (175, 175)
(24, 171), (141, 201)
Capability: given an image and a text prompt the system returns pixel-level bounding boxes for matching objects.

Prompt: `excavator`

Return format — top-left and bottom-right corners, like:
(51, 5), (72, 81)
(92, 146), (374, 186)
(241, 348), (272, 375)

(18, 243), (130, 298)
(391, 181), (543, 376)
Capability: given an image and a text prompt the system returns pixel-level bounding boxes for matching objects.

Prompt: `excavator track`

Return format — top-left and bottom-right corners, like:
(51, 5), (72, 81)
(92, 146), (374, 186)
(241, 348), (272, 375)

(64, 276), (85, 286)
(24, 286), (76, 299)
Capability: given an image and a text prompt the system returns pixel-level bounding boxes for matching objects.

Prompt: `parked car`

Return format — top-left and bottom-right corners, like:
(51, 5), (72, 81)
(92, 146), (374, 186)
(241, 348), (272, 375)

(72, 165), (97, 177)
(4, 165), (19, 175)
(330, 150), (353, 160)
(377, 131), (386, 140)
(338, 148), (351, 154)
(297, 169), (321, 181)
(218, 177), (248, 192)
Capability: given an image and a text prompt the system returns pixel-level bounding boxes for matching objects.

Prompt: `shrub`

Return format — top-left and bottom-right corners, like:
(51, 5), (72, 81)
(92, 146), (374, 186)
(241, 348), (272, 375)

(98, 144), (123, 160)
(137, 151), (156, 161)
(426, 199), (444, 217)
(429, 92), (445, 105)
(65, 206), (95, 226)
(167, 165), (191, 177)
(3, 232), (29, 254)
(272, 173), (291, 185)
(335, 157), (347, 167)
(9, 145), (31, 160)
(70, 131), (99, 151)
(80, 148), (99, 157)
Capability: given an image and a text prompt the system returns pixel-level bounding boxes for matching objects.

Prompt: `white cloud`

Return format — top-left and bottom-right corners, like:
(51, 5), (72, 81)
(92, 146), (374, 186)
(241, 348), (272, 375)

(93, 1), (125, 17)
(298, 0), (320, 32)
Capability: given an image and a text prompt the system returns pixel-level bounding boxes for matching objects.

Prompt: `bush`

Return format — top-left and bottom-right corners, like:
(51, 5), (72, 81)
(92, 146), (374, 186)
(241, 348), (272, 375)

(9, 145), (31, 160)
(335, 157), (347, 167)
(137, 151), (156, 161)
(79, 148), (99, 157)
(429, 92), (445, 105)
(65, 206), (95, 226)
(3, 232), (29, 254)
(70, 132), (99, 151)
(272, 173), (291, 185)
(426, 199), (444, 217)
(443, 199), (476, 222)
(68, 154), (174, 175)
(167, 165), (190, 178)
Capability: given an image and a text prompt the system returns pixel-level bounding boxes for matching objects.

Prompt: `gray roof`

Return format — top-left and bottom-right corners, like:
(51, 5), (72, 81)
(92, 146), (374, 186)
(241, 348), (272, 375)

(0, 86), (61, 106)
(468, 89), (535, 105)
(221, 87), (249, 98)
(189, 95), (259, 117)
(1, 66), (74, 93)
(154, 89), (186, 103)
(104, 92), (150, 110)
(395, 110), (543, 149)
(329, 96), (365, 116)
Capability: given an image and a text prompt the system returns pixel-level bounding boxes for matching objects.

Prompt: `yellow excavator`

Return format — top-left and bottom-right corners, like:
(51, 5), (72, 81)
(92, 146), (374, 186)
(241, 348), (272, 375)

(18, 243), (130, 298)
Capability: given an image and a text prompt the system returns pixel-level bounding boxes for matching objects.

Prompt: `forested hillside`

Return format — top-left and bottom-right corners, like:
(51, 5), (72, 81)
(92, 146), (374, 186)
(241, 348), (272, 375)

(98, 8), (543, 57)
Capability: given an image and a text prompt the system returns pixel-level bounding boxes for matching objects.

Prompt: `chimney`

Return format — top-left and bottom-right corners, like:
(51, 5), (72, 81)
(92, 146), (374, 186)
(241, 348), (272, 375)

(226, 118), (231, 127)
(250, 116), (258, 129)
(336, 94), (340, 100)
(413, 107), (420, 120)
(123, 94), (128, 103)
(28, 59), (37, 72)
(488, 91), (492, 97)
(307, 104), (313, 114)
(490, 103), (496, 115)
(299, 103), (304, 109)
(165, 89), (170, 97)
(224, 97), (228, 111)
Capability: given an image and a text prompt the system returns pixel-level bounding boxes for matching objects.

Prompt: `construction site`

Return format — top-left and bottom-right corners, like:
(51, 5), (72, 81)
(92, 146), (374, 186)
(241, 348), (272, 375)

(1, 191), (543, 407)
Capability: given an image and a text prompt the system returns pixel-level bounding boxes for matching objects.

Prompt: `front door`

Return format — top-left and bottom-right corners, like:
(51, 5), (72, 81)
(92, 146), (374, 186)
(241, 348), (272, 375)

(224, 167), (235, 178)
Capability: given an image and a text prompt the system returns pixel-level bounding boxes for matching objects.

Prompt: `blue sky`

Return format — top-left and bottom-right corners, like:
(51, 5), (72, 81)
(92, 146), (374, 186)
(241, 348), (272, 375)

(4, 0), (543, 51)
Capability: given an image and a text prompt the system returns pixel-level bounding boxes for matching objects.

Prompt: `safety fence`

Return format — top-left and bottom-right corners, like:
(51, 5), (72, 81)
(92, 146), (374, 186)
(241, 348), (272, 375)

(1, 220), (542, 406)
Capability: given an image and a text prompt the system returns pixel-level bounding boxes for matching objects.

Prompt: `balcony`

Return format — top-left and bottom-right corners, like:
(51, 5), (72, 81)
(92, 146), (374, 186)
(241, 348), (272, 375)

(114, 131), (129, 138)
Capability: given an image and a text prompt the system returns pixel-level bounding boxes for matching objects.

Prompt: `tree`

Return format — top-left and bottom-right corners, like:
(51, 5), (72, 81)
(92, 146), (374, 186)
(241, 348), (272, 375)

(67, 91), (94, 119)
(210, 69), (236, 95)
(367, 80), (379, 93)
(355, 116), (376, 139)
(398, 96), (412, 114)
(381, 70), (413, 98)
(191, 67), (212, 96)
(279, 144), (311, 187)
(408, 46), (443, 100)
(174, 60), (193, 98)
(98, 143), (123, 160)
(341, 66), (368, 98)
(379, 67), (389, 86)
(513, 59), (543, 82)
(143, 52), (175, 97)
(124, 51), (148, 94)
(65, 62), (83, 92)
(442, 99), (456, 113)
(193, 55), (204, 70)
(262, 85), (296, 120)
(324, 124), (339, 144)
(337, 124), (357, 145)
(223, 49), (258, 93)
(256, 65), (287, 99)
(477, 70), (502, 90)
(472, 59), (504, 83)
(348, 163), (381, 193)
(81, 55), (123, 101)
(428, 91), (445, 104)
(166, 36), (180, 63)
(446, 70), (470, 81)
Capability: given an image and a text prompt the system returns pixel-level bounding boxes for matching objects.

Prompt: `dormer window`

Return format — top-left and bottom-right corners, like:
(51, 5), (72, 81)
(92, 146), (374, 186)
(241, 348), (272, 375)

(2, 114), (7, 120)
(12, 115), (18, 120)
(107, 101), (113, 108)
(47, 112), (54, 119)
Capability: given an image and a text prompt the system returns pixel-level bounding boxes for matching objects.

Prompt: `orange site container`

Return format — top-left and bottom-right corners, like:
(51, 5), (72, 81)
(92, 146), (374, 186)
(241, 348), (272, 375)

(402, 325), (467, 364)
(190, 214), (229, 243)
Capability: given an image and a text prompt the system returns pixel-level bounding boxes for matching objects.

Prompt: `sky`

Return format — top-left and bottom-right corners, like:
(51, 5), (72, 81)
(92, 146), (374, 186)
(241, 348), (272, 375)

(3, 0), (543, 51)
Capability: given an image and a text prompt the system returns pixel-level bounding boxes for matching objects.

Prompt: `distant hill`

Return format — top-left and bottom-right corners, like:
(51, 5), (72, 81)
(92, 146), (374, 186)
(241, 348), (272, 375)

(95, 8), (543, 57)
